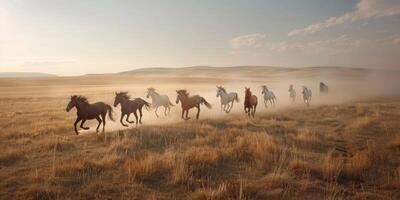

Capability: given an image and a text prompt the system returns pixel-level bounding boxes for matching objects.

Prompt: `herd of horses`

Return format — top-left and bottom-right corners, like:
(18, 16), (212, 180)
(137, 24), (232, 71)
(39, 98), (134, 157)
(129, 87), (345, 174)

(66, 83), (328, 135)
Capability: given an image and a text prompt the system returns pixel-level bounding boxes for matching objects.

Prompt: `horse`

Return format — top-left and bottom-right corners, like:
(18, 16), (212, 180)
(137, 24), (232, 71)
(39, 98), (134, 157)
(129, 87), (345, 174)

(261, 85), (276, 108)
(216, 86), (239, 113)
(66, 95), (114, 135)
(244, 87), (257, 117)
(302, 86), (312, 107)
(288, 84), (296, 103)
(320, 82), (329, 94)
(175, 89), (211, 120)
(146, 88), (174, 118)
(114, 92), (151, 126)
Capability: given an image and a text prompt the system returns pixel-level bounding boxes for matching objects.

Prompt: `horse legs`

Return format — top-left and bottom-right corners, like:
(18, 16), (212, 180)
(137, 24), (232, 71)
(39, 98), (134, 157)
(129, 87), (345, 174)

(264, 100), (268, 108)
(196, 105), (200, 120)
(120, 114), (128, 127)
(253, 105), (257, 118)
(102, 113), (106, 132)
(80, 119), (90, 130)
(74, 117), (82, 135)
(229, 101), (234, 112)
(95, 116), (102, 133)
(225, 103), (230, 113)
(154, 106), (159, 118)
(185, 109), (190, 120)
(139, 108), (143, 124)
(181, 109), (185, 119)
(133, 111), (139, 124)
(164, 106), (168, 116)
(126, 113), (135, 123)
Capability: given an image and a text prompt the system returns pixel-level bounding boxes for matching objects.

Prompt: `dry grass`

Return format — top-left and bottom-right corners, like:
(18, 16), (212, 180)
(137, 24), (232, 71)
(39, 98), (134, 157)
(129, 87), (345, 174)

(0, 148), (25, 165)
(0, 76), (399, 199)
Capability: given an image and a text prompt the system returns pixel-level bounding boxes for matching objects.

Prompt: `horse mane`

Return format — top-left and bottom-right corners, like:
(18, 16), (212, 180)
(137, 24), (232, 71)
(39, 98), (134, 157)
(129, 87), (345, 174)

(71, 95), (89, 103)
(217, 86), (226, 93)
(147, 88), (159, 95)
(116, 92), (131, 100)
(261, 85), (268, 91)
(177, 89), (189, 96)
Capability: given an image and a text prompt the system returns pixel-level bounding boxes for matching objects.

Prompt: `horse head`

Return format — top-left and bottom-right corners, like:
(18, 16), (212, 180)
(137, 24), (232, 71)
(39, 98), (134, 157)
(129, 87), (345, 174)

(216, 86), (224, 97)
(245, 87), (251, 97)
(66, 95), (88, 112)
(261, 85), (268, 94)
(114, 92), (129, 107)
(176, 89), (188, 104)
(66, 96), (77, 112)
(146, 88), (155, 98)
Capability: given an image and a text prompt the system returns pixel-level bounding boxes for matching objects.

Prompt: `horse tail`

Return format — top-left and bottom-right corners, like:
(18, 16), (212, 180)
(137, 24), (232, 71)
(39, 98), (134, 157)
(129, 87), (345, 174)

(106, 104), (115, 121)
(201, 97), (212, 109)
(141, 98), (151, 111)
(234, 93), (239, 102)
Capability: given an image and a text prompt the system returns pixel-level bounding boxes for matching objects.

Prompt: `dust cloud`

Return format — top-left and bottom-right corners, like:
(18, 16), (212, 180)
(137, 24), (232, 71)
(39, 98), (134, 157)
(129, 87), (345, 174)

(66, 68), (400, 133)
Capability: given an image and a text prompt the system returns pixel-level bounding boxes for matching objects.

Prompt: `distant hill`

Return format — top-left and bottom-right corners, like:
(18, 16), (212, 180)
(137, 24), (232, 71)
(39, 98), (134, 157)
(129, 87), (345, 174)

(116, 66), (376, 80)
(0, 72), (57, 78)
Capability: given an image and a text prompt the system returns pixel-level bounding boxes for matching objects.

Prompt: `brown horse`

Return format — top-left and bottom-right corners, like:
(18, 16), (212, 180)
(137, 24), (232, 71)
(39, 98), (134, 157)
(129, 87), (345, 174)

(175, 89), (211, 120)
(66, 95), (114, 135)
(244, 87), (257, 117)
(114, 92), (151, 126)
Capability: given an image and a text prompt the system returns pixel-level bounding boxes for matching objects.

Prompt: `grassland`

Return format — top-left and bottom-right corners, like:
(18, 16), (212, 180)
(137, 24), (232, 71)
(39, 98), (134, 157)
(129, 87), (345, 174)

(1, 67), (400, 199)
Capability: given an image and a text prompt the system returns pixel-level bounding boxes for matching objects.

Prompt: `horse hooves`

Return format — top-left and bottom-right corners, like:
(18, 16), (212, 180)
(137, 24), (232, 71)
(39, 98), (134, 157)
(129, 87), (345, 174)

(122, 124), (128, 127)
(75, 132), (79, 135)
(82, 127), (90, 130)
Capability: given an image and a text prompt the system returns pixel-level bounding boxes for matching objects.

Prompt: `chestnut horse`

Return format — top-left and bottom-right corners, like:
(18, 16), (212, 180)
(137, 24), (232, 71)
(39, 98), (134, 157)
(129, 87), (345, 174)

(66, 95), (114, 135)
(114, 92), (151, 126)
(175, 89), (211, 120)
(244, 87), (257, 117)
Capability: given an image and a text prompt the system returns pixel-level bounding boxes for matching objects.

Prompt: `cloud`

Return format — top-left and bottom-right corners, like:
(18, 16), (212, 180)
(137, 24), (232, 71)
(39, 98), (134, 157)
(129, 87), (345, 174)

(288, 0), (400, 36)
(228, 34), (370, 56)
(270, 35), (369, 55)
(229, 33), (267, 49)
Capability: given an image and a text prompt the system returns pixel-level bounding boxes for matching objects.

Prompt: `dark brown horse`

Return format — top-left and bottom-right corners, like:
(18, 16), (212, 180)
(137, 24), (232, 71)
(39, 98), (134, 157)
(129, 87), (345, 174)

(66, 95), (114, 135)
(175, 89), (211, 120)
(244, 87), (257, 117)
(114, 92), (151, 126)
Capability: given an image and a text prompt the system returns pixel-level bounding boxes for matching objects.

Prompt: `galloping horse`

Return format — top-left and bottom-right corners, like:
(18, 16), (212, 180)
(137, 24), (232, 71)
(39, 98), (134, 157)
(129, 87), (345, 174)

(244, 87), (257, 117)
(261, 85), (276, 108)
(114, 92), (151, 126)
(302, 86), (312, 106)
(176, 89), (211, 120)
(288, 84), (296, 103)
(146, 88), (174, 118)
(66, 95), (114, 135)
(216, 86), (239, 113)
(320, 82), (329, 94)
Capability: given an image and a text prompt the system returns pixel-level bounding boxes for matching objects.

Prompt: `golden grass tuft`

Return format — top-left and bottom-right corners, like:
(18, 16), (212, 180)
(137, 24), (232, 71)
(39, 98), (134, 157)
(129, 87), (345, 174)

(125, 152), (175, 182)
(320, 151), (344, 181)
(0, 148), (24, 165)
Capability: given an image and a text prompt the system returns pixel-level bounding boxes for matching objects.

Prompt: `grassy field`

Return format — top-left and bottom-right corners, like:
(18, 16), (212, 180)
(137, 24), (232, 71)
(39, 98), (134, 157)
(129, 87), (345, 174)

(1, 67), (400, 199)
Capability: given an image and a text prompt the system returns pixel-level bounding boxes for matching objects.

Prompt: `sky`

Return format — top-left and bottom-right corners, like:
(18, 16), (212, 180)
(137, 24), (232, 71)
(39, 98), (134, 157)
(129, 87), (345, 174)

(0, 0), (400, 75)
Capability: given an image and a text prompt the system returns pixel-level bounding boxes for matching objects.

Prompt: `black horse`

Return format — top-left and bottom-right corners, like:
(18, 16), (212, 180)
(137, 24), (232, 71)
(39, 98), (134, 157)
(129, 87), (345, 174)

(114, 92), (151, 126)
(66, 95), (114, 135)
(320, 82), (329, 94)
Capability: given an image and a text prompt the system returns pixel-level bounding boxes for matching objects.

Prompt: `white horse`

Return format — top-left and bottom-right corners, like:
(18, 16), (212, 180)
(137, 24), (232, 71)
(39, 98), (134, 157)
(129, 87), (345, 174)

(146, 88), (174, 117)
(216, 86), (239, 113)
(261, 85), (276, 108)
(302, 86), (312, 106)
(288, 84), (296, 103)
